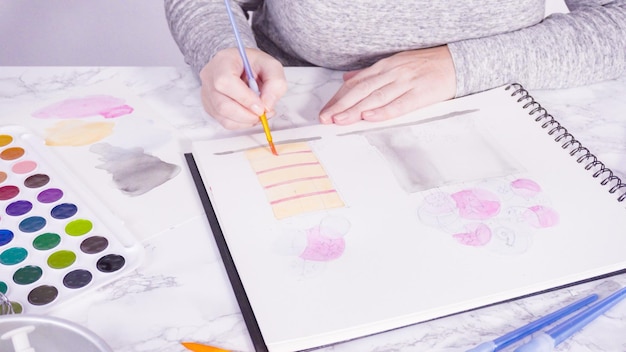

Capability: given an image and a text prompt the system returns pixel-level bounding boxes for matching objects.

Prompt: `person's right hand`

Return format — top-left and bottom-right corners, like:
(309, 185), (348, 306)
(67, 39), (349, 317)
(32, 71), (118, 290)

(199, 47), (287, 130)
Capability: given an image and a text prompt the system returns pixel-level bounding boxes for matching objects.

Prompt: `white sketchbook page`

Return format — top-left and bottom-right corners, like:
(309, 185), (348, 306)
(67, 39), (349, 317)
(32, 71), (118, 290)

(191, 86), (626, 352)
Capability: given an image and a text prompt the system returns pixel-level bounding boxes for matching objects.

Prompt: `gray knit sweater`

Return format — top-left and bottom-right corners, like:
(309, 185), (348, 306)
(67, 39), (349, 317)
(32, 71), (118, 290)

(164, 0), (626, 97)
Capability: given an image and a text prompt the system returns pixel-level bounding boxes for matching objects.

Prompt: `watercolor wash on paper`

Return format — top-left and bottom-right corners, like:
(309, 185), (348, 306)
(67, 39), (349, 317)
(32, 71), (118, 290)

(273, 215), (352, 278)
(241, 112), (560, 265)
(30, 94), (181, 196)
(244, 142), (344, 219)
(358, 115), (560, 253)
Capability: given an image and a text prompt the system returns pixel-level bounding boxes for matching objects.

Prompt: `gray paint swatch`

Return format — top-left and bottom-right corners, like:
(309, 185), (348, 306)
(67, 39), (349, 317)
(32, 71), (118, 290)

(90, 143), (180, 196)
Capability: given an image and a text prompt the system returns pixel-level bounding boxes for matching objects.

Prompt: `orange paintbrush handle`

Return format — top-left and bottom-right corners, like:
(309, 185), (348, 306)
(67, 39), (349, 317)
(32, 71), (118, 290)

(181, 342), (231, 352)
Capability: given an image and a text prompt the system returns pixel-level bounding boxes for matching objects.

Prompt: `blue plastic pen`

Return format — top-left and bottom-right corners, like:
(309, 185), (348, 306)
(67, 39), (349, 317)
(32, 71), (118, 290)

(467, 293), (598, 352)
(515, 286), (626, 352)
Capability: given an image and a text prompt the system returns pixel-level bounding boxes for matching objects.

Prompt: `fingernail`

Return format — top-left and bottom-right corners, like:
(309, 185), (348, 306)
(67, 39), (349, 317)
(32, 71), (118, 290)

(264, 93), (277, 109)
(362, 110), (375, 119)
(333, 113), (348, 122)
(251, 104), (264, 116)
(319, 113), (331, 123)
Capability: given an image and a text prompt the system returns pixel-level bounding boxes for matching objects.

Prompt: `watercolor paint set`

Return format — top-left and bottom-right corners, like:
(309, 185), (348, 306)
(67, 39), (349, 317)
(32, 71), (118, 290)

(0, 125), (143, 314)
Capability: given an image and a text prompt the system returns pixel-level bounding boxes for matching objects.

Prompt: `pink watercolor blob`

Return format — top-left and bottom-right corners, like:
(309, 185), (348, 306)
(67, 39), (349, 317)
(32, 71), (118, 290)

(523, 205), (559, 228)
(452, 223), (492, 246)
(32, 95), (134, 119)
(511, 178), (542, 198)
(451, 188), (501, 220)
(299, 227), (346, 261)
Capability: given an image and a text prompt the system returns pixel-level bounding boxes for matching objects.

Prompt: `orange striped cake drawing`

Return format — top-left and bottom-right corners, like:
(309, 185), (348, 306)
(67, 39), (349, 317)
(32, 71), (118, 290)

(245, 142), (344, 219)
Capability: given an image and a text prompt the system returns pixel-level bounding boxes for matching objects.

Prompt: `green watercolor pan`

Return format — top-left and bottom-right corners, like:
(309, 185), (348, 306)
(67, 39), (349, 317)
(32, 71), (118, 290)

(0, 125), (143, 314)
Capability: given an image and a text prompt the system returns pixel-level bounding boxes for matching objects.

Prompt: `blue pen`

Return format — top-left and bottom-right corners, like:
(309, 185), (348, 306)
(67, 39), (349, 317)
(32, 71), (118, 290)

(515, 286), (626, 352)
(467, 294), (598, 352)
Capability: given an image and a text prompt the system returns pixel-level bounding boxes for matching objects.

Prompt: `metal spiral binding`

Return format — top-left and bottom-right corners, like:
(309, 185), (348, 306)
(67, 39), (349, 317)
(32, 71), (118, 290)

(505, 83), (626, 202)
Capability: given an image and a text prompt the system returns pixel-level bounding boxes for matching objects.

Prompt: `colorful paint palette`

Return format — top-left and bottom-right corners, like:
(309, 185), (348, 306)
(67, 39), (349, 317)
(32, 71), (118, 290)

(0, 126), (143, 314)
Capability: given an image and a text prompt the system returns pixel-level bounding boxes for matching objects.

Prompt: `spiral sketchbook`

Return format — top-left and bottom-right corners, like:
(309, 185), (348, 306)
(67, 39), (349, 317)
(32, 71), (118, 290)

(185, 84), (626, 352)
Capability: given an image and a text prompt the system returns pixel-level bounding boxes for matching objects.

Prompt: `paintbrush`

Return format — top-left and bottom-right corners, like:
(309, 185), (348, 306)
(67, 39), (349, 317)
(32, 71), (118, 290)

(0, 291), (15, 315)
(223, 0), (278, 155)
(181, 342), (239, 352)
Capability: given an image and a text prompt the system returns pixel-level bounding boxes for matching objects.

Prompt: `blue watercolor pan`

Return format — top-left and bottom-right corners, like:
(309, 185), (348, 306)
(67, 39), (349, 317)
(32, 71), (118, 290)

(0, 125), (143, 314)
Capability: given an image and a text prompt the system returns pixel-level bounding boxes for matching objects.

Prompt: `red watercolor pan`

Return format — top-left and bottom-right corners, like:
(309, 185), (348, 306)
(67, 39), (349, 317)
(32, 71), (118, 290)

(0, 125), (143, 314)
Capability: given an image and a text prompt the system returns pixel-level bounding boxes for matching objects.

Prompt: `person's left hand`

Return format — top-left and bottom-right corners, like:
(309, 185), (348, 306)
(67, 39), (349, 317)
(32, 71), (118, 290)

(319, 45), (456, 125)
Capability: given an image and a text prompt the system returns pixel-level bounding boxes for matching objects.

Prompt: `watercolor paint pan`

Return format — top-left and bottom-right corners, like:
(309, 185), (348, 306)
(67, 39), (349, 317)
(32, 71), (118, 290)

(0, 125), (143, 314)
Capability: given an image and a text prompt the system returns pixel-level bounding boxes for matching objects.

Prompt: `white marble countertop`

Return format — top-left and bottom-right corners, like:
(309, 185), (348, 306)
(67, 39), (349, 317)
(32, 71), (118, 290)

(0, 66), (625, 352)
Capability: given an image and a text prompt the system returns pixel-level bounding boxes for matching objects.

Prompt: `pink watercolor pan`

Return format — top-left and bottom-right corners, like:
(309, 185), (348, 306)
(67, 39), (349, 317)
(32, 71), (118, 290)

(0, 125), (143, 314)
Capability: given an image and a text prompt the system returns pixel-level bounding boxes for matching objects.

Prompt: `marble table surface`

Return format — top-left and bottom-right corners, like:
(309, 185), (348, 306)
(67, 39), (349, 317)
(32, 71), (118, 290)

(0, 66), (625, 352)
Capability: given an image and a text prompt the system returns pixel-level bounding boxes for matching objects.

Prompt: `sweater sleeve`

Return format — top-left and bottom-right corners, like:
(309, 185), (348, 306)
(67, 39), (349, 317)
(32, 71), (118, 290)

(164, 0), (261, 74)
(447, 0), (626, 97)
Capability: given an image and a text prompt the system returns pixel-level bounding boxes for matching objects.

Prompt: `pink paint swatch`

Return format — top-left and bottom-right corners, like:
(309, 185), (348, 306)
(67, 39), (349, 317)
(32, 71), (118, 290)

(511, 178), (542, 198)
(299, 227), (346, 261)
(523, 205), (559, 228)
(453, 223), (492, 246)
(451, 188), (501, 220)
(32, 95), (134, 119)
(418, 177), (560, 252)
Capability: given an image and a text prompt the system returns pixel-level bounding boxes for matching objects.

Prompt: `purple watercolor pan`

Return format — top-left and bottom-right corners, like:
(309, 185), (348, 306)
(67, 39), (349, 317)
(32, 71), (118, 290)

(0, 126), (143, 314)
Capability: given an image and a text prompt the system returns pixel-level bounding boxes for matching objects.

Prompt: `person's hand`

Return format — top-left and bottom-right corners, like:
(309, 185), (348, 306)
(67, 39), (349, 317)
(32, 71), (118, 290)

(319, 45), (456, 125)
(199, 47), (287, 129)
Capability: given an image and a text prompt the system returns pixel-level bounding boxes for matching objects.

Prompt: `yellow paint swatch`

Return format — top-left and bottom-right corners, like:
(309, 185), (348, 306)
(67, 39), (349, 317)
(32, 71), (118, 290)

(45, 120), (114, 146)
(246, 142), (344, 219)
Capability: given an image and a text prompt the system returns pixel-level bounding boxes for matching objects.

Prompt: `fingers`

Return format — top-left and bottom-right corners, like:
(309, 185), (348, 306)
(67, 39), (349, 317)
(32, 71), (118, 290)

(200, 83), (260, 130)
(342, 69), (362, 81)
(361, 90), (426, 122)
(202, 46), (455, 129)
(321, 74), (412, 125)
(199, 48), (287, 130)
(256, 58), (288, 117)
(319, 66), (393, 125)
(319, 46), (457, 125)
(319, 69), (387, 124)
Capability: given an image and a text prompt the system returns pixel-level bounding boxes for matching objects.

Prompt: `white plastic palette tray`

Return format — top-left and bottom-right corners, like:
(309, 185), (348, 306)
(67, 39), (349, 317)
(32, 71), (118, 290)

(0, 125), (143, 314)
(0, 314), (113, 351)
